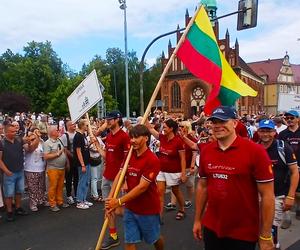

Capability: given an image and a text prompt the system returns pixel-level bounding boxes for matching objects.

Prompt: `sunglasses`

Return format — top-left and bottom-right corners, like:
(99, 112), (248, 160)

(179, 125), (184, 128)
(285, 116), (295, 120)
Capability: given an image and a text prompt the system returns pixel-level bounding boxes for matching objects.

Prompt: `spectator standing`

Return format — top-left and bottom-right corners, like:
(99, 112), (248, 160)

(44, 126), (69, 212)
(38, 115), (48, 141)
(0, 123), (28, 221)
(24, 129), (47, 212)
(60, 121), (78, 205)
(73, 119), (93, 209)
(88, 125), (104, 202)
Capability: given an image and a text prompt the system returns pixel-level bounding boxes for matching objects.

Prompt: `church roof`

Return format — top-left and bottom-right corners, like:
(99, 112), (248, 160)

(238, 57), (262, 80)
(247, 58), (283, 83)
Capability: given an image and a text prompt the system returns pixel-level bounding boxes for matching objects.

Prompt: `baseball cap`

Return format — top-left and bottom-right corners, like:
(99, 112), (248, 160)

(105, 111), (122, 120)
(207, 106), (237, 121)
(285, 110), (299, 117)
(258, 119), (275, 129)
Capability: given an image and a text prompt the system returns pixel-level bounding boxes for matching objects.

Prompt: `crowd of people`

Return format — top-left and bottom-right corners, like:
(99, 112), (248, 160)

(0, 107), (300, 250)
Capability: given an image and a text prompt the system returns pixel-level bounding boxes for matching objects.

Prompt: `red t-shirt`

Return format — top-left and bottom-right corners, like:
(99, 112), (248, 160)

(125, 149), (161, 215)
(235, 121), (248, 138)
(199, 136), (273, 242)
(158, 133), (185, 173)
(185, 134), (198, 169)
(103, 129), (130, 181)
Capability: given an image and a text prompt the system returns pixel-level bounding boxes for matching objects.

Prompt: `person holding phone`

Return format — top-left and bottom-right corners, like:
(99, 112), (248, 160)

(44, 125), (70, 212)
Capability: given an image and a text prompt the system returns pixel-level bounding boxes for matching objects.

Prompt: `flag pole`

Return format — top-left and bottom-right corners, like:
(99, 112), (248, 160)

(95, 5), (203, 250)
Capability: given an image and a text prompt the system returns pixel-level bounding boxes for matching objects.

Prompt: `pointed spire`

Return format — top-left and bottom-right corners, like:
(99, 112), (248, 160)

(168, 39), (172, 48)
(195, 5), (197, 11)
(162, 51), (165, 59)
(185, 9), (189, 17)
(177, 24), (180, 30)
(225, 29), (229, 37)
(235, 38), (239, 47)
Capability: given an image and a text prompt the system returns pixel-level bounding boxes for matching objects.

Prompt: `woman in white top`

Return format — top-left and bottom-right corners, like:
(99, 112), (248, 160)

(24, 129), (47, 211)
(88, 126), (104, 202)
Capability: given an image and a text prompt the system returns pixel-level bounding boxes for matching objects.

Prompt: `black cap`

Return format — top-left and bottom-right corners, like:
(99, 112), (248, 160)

(207, 106), (237, 121)
(105, 111), (122, 120)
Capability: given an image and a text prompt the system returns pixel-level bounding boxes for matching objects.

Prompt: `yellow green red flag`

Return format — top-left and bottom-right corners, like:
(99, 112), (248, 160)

(177, 6), (257, 114)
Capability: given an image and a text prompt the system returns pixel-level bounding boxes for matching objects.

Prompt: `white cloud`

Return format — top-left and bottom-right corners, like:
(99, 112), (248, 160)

(0, 0), (299, 67)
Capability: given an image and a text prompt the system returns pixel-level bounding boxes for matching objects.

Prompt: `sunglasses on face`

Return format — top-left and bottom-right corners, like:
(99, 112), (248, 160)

(285, 116), (295, 120)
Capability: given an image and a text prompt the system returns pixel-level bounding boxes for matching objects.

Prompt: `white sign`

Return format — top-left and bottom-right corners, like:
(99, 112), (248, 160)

(67, 70), (103, 122)
(278, 93), (300, 112)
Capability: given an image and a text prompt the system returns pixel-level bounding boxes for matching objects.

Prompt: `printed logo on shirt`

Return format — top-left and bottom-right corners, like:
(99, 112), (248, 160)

(213, 173), (228, 180)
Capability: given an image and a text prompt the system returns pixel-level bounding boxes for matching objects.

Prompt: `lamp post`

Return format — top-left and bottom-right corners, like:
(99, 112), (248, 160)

(119, 0), (129, 118)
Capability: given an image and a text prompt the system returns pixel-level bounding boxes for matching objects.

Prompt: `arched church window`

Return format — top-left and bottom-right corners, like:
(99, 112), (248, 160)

(171, 82), (181, 108)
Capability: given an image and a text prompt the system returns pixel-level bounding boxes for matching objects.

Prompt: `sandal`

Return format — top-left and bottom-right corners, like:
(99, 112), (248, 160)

(91, 196), (103, 202)
(175, 210), (185, 220)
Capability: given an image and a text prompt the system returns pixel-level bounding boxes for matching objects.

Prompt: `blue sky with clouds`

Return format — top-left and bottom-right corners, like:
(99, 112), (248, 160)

(1, 0), (299, 72)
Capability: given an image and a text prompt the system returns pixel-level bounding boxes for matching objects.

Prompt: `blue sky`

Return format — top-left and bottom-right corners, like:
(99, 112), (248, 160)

(1, 0), (300, 72)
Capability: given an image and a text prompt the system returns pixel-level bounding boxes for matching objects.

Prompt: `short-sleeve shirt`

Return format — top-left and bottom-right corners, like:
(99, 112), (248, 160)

(43, 138), (67, 169)
(73, 132), (90, 167)
(265, 140), (297, 196)
(185, 134), (198, 169)
(0, 137), (24, 172)
(60, 132), (75, 154)
(103, 129), (130, 181)
(125, 148), (160, 215)
(278, 128), (300, 166)
(158, 134), (185, 173)
(199, 136), (273, 242)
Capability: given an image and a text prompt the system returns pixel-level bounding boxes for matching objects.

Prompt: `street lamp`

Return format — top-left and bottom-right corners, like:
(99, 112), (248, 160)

(119, 0), (130, 118)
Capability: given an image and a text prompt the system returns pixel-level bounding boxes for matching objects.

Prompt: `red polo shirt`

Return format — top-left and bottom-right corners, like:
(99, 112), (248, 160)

(199, 136), (273, 242)
(125, 148), (160, 215)
(185, 134), (198, 169)
(103, 129), (130, 181)
(158, 133), (185, 173)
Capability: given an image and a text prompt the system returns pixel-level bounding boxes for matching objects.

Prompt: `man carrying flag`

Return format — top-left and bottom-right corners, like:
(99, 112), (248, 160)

(105, 125), (164, 250)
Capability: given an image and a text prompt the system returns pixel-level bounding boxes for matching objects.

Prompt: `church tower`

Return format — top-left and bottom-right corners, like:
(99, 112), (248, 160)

(200, 0), (219, 39)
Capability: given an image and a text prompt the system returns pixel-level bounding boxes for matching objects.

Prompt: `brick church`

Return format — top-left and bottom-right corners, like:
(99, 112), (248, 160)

(159, 0), (264, 118)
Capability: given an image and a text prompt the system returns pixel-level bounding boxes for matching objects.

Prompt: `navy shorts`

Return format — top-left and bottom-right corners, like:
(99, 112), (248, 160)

(123, 208), (161, 245)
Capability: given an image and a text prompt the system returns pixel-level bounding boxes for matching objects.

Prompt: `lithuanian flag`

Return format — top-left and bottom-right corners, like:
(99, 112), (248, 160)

(177, 6), (257, 114)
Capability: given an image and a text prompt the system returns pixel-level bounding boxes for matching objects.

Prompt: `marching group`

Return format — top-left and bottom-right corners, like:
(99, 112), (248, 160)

(0, 107), (300, 250)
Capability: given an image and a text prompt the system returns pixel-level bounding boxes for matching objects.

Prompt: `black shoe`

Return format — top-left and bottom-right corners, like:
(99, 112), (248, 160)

(6, 212), (15, 222)
(101, 236), (120, 250)
(164, 203), (176, 211)
(15, 207), (28, 216)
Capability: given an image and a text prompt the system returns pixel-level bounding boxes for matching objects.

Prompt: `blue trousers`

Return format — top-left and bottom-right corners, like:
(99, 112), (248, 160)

(76, 165), (91, 203)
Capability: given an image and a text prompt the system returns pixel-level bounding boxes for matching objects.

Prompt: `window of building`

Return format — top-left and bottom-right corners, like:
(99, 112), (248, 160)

(171, 82), (181, 109)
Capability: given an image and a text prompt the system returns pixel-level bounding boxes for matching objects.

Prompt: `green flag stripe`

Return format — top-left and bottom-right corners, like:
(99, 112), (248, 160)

(187, 23), (222, 68)
(218, 86), (241, 106)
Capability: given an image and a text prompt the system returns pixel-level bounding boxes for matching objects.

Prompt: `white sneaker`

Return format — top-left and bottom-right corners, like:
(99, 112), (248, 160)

(84, 201), (93, 207)
(66, 196), (75, 205)
(76, 202), (89, 209)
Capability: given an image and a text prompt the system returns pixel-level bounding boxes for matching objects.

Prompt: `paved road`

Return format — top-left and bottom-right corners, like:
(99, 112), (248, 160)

(0, 199), (203, 250)
(1, 198), (300, 250)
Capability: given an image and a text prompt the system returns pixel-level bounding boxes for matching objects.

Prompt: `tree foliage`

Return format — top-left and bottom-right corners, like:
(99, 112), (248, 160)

(0, 41), (162, 117)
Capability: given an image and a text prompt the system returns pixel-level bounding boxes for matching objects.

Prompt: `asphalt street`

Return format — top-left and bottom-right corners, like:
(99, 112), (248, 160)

(0, 199), (203, 250)
(1, 196), (300, 250)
